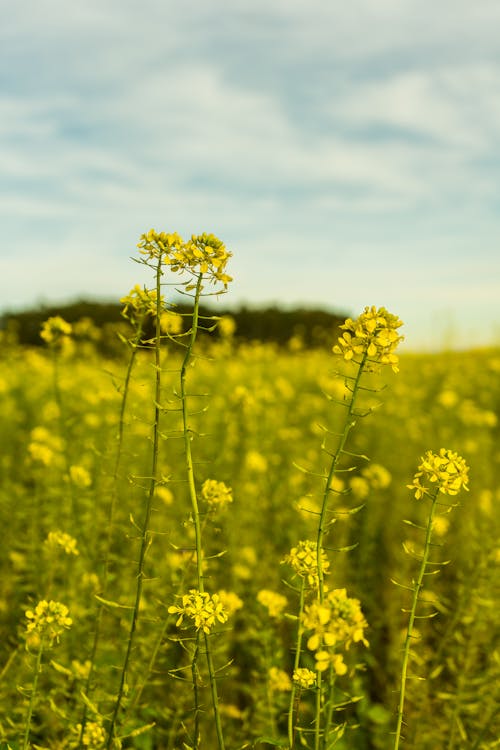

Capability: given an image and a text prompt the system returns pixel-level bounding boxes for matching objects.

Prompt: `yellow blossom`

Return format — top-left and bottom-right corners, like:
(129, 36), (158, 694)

(120, 284), (163, 322)
(256, 589), (288, 618)
(201, 479), (233, 510)
(25, 600), (72, 645)
(44, 530), (79, 556)
(168, 589), (229, 633)
(282, 540), (330, 588)
(407, 449), (470, 500)
(137, 230), (232, 289)
(293, 667), (317, 688)
(217, 590), (244, 616)
(69, 464), (92, 489)
(40, 316), (72, 346)
(268, 666), (292, 692)
(333, 306), (403, 373)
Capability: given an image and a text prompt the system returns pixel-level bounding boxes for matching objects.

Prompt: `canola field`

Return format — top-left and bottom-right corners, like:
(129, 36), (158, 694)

(0, 233), (499, 750)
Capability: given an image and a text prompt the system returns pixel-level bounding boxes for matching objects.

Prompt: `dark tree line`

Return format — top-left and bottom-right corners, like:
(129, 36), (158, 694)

(1, 299), (347, 352)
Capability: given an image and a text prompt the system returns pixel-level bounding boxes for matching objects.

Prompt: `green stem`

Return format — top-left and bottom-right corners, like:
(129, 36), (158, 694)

(287, 580), (306, 749)
(204, 631), (226, 750)
(316, 351), (368, 603)
(314, 671), (323, 750)
(78, 324), (143, 748)
(322, 663), (336, 749)
(22, 642), (44, 750)
(105, 263), (163, 748)
(180, 275), (205, 591)
(393, 487), (439, 750)
(192, 632), (201, 750)
(179, 274), (225, 750)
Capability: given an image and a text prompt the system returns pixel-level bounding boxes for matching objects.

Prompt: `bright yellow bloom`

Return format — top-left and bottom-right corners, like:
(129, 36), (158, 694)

(76, 719), (106, 748)
(25, 600), (72, 644)
(293, 667), (317, 688)
(314, 650), (348, 674)
(40, 316), (72, 346)
(160, 310), (183, 334)
(168, 590), (229, 633)
(333, 306), (403, 373)
(120, 284), (164, 322)
(218, 315), (236, 338)
(217, 590), (244, 616)
(268, 666), (292, 692)
(283, 540), (330, 588)
(201, 479), (233, 510)
(407, 449), (470, 500)
(137, 230), (232, 289)
(302, 588), (369, 667)
(44, 531), (79, 556)
(69, 464), (92, 488)
(256, 589), (288, 618)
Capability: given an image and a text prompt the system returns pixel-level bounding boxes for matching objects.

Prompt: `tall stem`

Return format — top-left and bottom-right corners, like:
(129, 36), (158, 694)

(287, 580), (306, 749)
(78, 324), (143, 747)
(393, 488), (439, 750)
(179, 274), (225, 750)
(316, 352), (368, 603)
(106, 262), (163, 747)
(22, 642), (44, 750)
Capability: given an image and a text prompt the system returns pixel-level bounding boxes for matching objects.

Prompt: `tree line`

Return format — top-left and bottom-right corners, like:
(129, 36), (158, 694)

(1, 299), (348, 353)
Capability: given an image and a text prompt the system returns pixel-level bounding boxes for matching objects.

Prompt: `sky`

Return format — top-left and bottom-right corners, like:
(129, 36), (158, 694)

(1, 0), (500, 351)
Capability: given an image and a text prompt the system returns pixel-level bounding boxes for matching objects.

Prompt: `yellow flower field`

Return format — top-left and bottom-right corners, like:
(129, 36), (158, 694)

(0, 234), (498, 749)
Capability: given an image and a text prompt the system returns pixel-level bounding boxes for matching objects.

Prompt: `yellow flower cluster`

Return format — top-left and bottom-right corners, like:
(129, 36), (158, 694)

(333, 306), (403, 373)
(217, 589), (244, 616)
(120, 284), (164, 322)
(40, 316), (73, 347)
(256, 589), (288, 618)
(137, 230), (232, 289)
(160, 310), (183, 334)
(69, 464), (92, 489)
(25, 600), (72, 644)
(268, 666), (292, 692)
(282, 540), (330, 588)
(76, 720), (106, 748)
(201, 478), (233, 510)
(44, 530), (79, 556)
(407, 448), (470, 500)
(302, 588), (368, 672)
(293, 667), (317, 688)
(168, 590), (229, 634)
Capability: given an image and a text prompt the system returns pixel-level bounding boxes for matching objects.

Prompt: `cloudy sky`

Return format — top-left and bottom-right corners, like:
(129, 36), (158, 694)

(2, 0), (499, 350)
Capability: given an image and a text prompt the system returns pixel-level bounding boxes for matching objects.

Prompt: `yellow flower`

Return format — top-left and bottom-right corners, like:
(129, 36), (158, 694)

(76, 719), (106, 748)
(201, 479), (233, 510)
(25, 600), (72, 644)
(40, 316), (72, 346)
(407, 449), (470, 500)
(268, 666), (292, 692)
(137, 230), (232, 289)
(218, 315), (236, 338)
(282, 540), (330, 588)
(293, 667), (317, 688)
(256, 589), (288, 618)
(302, 588), (369, 661)
(120, 284), (164, 322)
(44, 530), (79, 556)
(168, 590), (229, 634)
(69, 464), (92, 489)
(333, 306), (403, 373)
(217, 590), (244, 616)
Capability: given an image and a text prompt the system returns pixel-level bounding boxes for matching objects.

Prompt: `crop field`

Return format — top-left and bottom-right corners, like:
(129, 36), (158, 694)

(0, 233), (499, 749)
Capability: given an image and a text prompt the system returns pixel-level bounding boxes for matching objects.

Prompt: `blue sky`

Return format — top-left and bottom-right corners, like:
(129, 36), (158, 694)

(2, 0), (500, 350)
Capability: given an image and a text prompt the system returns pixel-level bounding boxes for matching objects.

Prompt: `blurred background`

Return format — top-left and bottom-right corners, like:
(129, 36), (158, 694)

(2, 0), (500, 350)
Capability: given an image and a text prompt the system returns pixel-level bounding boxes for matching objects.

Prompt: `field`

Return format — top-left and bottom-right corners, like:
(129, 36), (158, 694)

(0, 236), (499, 749)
